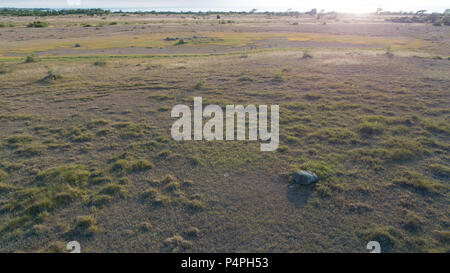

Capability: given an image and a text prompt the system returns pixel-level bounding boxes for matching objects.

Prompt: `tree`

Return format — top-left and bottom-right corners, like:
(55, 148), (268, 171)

(416, 10), (426, 15)
(309, 9), (317, 16)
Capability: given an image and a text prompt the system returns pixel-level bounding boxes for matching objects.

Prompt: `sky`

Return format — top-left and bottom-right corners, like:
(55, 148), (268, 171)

(0, 0), (448, 13)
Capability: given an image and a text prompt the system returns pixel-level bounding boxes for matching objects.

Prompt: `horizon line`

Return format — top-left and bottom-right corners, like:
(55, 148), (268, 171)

(0, 7), (448, 14)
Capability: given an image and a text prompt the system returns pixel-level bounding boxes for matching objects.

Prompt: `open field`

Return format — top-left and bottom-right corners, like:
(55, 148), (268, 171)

(0, 13), (449, 252)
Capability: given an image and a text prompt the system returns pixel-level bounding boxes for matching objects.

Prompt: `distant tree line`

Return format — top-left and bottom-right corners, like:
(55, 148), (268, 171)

(387, 13), (450, 26)
(0, 8), (111, 16)
(0, 8), (331, 17)
(1, 8), (449, 25)
(0, 8), (264, 17)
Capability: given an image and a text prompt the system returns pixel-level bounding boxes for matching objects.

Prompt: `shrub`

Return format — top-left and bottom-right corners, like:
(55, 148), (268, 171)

(402, 213), (423, 233)
(25, 54), (38, 63)
(185, 199), (205, 211)
(194, 77), (206, 89)
(35, 165), (90, 186)
(141, 188), (159, 200)
(362, 227), (398, 252)
(15, 144), (46, 157)
(39, 68), (62, 83)
(359, 120), (386, 135)
(99, 183), (126, 196)
(131, 159), (153, 172)
(72, 215), (98, 234)
(164, 181), (180, 192)
(89, 194), (113, 207)
(301, 50), (313, 59)
(54, 191), (78, 206)
(27, 21), (49, 28)
(93, 60), (107, 66)
(163, 234), (193, 251)
(174, 39), (186, 45)
(6, 134), (32, 144)
(111, 159), (130, 172)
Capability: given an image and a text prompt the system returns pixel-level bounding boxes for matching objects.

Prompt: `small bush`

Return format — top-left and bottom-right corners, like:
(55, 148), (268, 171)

(402, 213), (423, 233)
(72, 215), (98, 234)
(141, 188), (159, 200)
(301, 50), (313, 59)
(362, 227), (398, 252)
(39, 68), (62, 83)
(6, 134), (32, 144)
(54, 191), (79, 206)
(185, 199), (205, 211)
(35, 165), (90, 186)
(99, 183), (126, 196)
(359, 120), (386, 135)
(89, 194), (113, 207)
(27, 21), (49, 28)
(174, 39), (186, 45)
(25, 54), (38, 63)
(163, 234), (193, 251)
(15, 144), (46, 157)
(184, 226), (200, 237)
(194, 77), (206, 89)
(131, 159), (153, 172)
(164, 181), (180, 192)
(93, 60), (107, 66)
(111, 159), (130, 172)
(70, 133), (93, 142)
(161, 174), (176, 184)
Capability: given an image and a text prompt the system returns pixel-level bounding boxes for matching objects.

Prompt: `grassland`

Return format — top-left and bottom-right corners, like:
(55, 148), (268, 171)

(0, 12), (449, 253)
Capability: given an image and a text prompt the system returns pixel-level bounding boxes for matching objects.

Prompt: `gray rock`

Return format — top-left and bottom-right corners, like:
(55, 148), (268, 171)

(292, 170), (318, 185)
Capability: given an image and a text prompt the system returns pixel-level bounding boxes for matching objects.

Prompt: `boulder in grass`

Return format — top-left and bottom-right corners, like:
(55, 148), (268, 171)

(292, 170), (318, 185)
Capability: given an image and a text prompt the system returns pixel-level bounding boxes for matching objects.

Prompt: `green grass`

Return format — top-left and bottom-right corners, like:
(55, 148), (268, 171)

(393, 168), (440, 193)
(0, 16), (448, 252)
